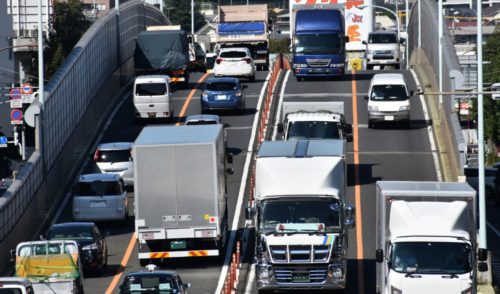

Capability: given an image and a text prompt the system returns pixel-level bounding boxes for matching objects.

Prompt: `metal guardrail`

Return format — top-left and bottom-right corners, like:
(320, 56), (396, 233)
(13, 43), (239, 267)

(0, 0), (168, 262)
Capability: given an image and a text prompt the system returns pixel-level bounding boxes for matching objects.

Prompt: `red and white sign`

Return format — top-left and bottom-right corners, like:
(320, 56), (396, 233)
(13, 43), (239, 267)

(21, 83), (33, 95)
(10, 109), (23, 125)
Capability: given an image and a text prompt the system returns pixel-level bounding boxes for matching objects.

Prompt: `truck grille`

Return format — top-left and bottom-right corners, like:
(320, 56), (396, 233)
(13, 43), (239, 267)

(374, 55), (394, 60)
(274, 268), (328, 283)
(269, 245), (331, 263)
(374, 50), (392, 55)
(306, 59), (331, 67)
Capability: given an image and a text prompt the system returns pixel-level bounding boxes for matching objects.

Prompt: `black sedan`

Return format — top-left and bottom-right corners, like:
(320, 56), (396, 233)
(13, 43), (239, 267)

(119, 265), (190, 293)
(44, 222), (108, 275)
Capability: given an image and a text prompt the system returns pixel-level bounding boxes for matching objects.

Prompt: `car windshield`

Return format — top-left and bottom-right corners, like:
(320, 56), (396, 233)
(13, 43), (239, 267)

(75, 181), (122, 196)
(136, 83), (167, 96)
(220, 51), (247, 58)
(258, 199), (341, 234)
(97, 149), (130, 163)
(287, 121), (340, 140)
(390, 242), (472, 274)
(0, 289), (23, 294)
(121, 276), (176, 293)
(206, 82), (238, 91)
(369, 34), (397, 43)
(294, 33), (343, 54)
(370, 85), (408, 101)
(48, 226), (93, 241)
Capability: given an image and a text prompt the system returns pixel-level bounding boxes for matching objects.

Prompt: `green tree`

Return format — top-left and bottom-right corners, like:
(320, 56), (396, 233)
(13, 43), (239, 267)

(164, 0), (206, 33)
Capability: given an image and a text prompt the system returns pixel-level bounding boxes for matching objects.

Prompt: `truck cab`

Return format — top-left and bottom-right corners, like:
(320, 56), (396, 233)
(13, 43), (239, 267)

(363, 31), (401, 70)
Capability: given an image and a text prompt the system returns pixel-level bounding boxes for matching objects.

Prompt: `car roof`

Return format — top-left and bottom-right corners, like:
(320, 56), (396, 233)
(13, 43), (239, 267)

(370, 31), (398, 36)
(370, 73), (406, 85)
(135, 75), (170, 83)
(50, 222), (95, 229)
(125, 271), (177, 278)
(98, 142), (133, 150)
(219, 47), (249, 53)
(205, 77), (239, 84)
(0, 277), (32, 286)
(78, 173), (121, 182)
(185, 114), (221, 122)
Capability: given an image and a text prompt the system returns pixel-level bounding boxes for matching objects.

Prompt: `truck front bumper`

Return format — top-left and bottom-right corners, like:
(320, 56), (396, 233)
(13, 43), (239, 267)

(294, 67), (345, 77)
(256, 262), (347, 291)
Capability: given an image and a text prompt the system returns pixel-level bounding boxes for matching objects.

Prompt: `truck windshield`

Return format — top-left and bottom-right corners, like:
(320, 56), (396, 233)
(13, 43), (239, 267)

(390, 242), (472, 274)
(258, 198), (341, 234)
(287, 121), (340, 140)
(369, 34), (398, 44)
(136, 83), (167, 96)
(370, 85), (408, 101)
(294, 33), (343, 54)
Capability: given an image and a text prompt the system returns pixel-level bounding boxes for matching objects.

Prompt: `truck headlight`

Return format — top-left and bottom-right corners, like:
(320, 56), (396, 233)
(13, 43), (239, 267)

(257, 264), (270, 283)
(368, 106), (378, 112)
(82, 243), (99, 251)
(461, 287), (473, 294)
(328, 265), (343, 278)
(391, 286), (402, 294)
(399, 105), (410, 111)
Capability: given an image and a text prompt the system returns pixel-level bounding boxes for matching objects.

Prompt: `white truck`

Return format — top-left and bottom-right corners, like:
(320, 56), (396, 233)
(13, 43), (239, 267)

(13, 240), (84, 294)
(277, 100), (352, 141)
(133, 125), (232, 265)
(246, 140), (355, 292)
(375, 181), (488, 294)
(0, 277), (34, 293)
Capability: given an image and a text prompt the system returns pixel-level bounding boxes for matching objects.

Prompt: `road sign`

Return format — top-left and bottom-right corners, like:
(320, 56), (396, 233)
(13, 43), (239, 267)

(10, 88), (21, 100)
(10, 109), (23, 125)
(0, 136), (7, 148)
(10, 99), (22, 109)
(21, 83), (33, 95)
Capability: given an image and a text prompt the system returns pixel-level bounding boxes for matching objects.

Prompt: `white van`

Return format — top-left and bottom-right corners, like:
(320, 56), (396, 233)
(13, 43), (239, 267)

(72, 173), (128, 222)
(367, 73), (413, 128)
(133, 75), (173, 121)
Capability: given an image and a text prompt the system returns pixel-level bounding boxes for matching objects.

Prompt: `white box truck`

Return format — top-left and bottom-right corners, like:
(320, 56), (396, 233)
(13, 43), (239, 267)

(277, 101), (352, 141)
(375, 181), (488, 294)
(133, 125), (232, 265)
(246, 140), (355, 292)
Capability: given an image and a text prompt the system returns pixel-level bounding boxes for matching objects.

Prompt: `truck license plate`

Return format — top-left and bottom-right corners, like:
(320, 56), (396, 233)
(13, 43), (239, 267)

(148, 112), (156, 118)
(292, 272), (310, 283)
(90, 201), (106, 208)
(384, 115), (394, 121)
(170, 241), (186, 250)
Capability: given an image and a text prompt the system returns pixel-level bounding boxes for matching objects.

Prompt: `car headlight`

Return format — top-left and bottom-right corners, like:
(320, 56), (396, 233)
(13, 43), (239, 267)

(368, 106), (379, 112)
(399, 105), (410, 111)
(461, 287), (473, 294)
(82, 243), (99, 251)
(235, 91), (242, 97)
(390, 286), (402, 294)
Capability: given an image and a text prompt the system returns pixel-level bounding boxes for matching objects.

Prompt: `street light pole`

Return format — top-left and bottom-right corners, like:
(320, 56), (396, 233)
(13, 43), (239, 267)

(191, 0), (194, 36)
(405, 0), (409, 68)
(438, 0), (443, 106)
(37, 0), (44, 109)
(418, 0), (421, 47)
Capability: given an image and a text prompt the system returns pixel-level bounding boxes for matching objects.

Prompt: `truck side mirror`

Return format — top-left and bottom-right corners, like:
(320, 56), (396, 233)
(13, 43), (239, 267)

(409, 90), (414, 97)
(478, 248), (488, 261)
(242, 85), (248, 90)
(184, 283), (191, 289)
(9, 249), (15, 263)
(344, 205), (355, 228)
(376, 249), (384, 263)
(362, 40), (367, 45)
(227, 152), (234, 164)
(226, 168), (234, 175)
(40, 234), (46, 240)
(277, 123), (284, 133)
(478, 262), (488, 272)
(345, 36), (349, 43)
(245, 207), (255, 220)
(344, 124), (352, 135)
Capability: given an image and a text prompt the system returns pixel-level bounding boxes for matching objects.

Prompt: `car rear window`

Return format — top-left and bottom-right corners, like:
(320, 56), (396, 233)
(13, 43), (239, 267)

(0, 289), (23, 294)
(75, 181), (122, 196)
(96, 150), (130, 163)
(369, 34), (397, 43)
(136, 83), (167, 96)
(220, 51), (247, 58)
(186, 120), (218, 125)
(206, 82), (238, 91)
(122, 276), (176, 293)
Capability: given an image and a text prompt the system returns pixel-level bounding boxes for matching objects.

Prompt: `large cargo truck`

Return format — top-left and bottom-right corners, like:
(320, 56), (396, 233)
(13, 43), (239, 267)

(216, 4), (269, 71)
(376, 181), (488, 294)
(277, 100), (352, 141)
(246, 140), (355, 292)
(133, 125), (231, 265)
(134, 26), (190, 87)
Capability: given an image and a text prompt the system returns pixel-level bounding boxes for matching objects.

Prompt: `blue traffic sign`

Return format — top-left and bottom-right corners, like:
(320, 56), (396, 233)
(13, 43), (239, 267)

(10, 88), (22, 100)
(0, 136), (7, 145)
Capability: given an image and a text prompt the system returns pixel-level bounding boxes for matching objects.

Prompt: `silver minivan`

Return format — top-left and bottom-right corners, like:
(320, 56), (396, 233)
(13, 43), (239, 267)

(133, 75), (173, 121)
(72, 173), (128, 222)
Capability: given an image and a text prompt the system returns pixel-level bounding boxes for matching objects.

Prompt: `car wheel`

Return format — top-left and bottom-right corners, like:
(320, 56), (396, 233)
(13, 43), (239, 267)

(139, 259), (149, 267)
(368, 120), (373, 129)
(250, 74), (255, 82)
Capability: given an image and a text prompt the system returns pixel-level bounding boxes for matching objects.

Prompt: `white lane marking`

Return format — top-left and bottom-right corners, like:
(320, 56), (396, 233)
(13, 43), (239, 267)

(410, 69), (442, 181)
(172, 94), (260, 101)
(272, 70), (291, 141)
(215, 72), (271, 294)
(50, 91), (132, 227)
(283, 92), (366, 98)
(225, 126), (253, 131)
(487, 222), (500, 238)
(244, 263), (257, 294)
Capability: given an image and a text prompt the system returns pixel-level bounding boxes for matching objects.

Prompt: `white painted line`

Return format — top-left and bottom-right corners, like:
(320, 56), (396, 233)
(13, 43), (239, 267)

(225, 126), (253, 131)
(272, 70), (291, 141)
(215, 72), (271, 294)
(283, 93), (366, 98)
(50, 91), (132, 227)
(410, 69), (442, 181)
(487, 222), (500, 238)
(172, 94), (260, 101)
(244, 263), (256, 294)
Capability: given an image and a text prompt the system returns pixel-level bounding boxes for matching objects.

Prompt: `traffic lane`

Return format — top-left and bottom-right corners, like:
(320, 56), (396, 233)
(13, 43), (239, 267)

(487, 205), (500, 287)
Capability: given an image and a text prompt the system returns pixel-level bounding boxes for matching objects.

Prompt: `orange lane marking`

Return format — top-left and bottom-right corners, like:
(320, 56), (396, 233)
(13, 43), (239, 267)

(104, 73), (210, 294)
(104, 233), (136, 294)
(351, 70), (365, 294)
(175, 72), (210, 126)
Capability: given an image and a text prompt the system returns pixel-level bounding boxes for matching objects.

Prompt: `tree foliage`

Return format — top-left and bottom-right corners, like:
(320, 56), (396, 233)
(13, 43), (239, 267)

(164, 0), (206, 33)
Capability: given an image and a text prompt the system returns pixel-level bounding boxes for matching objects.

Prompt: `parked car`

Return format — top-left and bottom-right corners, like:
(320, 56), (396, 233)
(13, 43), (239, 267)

(464, 167), (498, 201)
(44, 222), (108, 275)
(201, 77), (247, 113)
(94, 142), (134, 188)
(185, 114), (223, 125)
(213, 47), (256, 81)
(119, 265), (190, 294)
(72, 173), (128, 222)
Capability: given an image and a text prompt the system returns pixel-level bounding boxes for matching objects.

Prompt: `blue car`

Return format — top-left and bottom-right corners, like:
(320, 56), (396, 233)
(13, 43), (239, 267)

(201, 77), (247, 113)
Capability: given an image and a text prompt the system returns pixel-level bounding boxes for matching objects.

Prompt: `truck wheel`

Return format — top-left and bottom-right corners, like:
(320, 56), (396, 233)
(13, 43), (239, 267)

(494, 192), (500, 206)
(367, 64), (373, 70)
(140, 259), (149, 267)
(250, 75), (256, 82)
(368, 120), (373, 129)
(296, 76), (304, 82)
(395, 63), (401, 70)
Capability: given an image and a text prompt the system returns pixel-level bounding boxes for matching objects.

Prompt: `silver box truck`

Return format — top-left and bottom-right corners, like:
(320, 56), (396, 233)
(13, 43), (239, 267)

(133, 125), (231, 265)
(375, 181), (488, 294)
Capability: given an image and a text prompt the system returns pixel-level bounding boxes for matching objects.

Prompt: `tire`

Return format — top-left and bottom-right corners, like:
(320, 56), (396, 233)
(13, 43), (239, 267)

(485, 187), (494, 199)
(250, 75), (256, 82)
(368, 120), (373, 129)
(494, 191), (500, 207)
(366, 64), (372, 70)
(296, 76), (304, 82)
(139, 258), (149, 267)
(395, 63), (401, 70)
